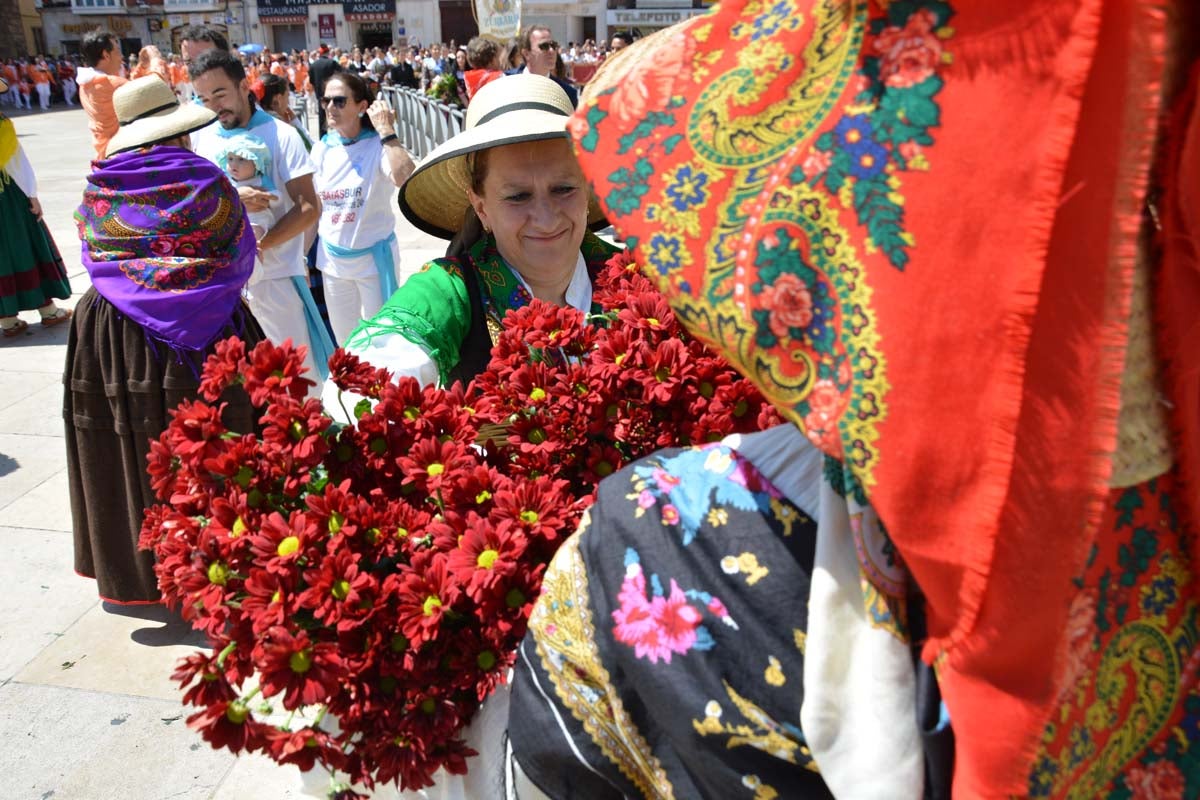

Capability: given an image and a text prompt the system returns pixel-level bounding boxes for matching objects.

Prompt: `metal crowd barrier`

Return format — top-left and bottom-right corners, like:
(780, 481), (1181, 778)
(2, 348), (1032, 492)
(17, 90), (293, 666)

(378, 86), (466, 160)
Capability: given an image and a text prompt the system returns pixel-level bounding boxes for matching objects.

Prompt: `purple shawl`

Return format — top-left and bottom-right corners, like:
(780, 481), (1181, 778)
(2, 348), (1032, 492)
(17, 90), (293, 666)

(75, 147), (254, 353)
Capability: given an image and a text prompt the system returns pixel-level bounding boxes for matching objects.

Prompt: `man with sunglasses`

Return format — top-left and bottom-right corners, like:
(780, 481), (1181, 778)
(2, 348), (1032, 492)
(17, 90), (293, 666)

(510, 26), (578, 107)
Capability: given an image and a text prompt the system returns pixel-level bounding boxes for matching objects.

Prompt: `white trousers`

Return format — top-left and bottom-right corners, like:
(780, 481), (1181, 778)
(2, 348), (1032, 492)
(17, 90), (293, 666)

(244, 276), (322, 391)
(323, 271), (384, 346)
(62, 79), (75, 105)
(35, 82), (49, 109)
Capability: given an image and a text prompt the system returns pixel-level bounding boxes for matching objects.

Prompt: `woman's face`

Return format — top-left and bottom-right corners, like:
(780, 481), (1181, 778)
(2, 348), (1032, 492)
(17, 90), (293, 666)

(324, 78), (368, 136)
(468, 138), (590, 291)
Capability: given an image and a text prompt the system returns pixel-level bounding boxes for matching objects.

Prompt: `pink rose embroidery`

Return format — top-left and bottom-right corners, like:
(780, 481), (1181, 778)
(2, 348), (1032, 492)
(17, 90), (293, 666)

(92, 198), (112, 217)
(610, 32), (696, 129)
(873, 9), (943, 89)
(149, 237), (175, 257)
(1126, 760), (1185, 800)
(760, 273), (814, 338)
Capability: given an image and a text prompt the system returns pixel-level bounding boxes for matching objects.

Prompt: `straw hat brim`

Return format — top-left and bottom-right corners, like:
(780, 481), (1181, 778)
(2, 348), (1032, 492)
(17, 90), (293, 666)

(106, 103), (216, 157)
(397, 113), (608, 240)
(0, 77), (8, 95)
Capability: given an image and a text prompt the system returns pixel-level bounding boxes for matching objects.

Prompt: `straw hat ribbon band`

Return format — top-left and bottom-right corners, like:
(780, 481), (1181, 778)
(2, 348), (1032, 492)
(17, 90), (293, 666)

(120, 101), (180, 126)
(475, 101), (569, 126)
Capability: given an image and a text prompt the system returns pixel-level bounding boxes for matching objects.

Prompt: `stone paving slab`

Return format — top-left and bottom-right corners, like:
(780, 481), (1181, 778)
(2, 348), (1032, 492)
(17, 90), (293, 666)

(0, 433), (68, 512)
(2, 468), (73, 533)
(0, 526), (96, 683)
(15, 602), (209, 703)
(0, 382), (68, 438)
(0, 682), (236, 800)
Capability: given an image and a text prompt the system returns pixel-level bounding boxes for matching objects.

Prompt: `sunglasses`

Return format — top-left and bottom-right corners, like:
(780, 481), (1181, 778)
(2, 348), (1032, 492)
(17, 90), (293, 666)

(536, 41), (559, 51)
(323, 95), (349, 108)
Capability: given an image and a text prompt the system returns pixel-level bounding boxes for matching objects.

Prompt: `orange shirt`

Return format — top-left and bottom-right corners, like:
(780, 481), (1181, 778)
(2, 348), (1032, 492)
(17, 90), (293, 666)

(30, 66), (52, 85)
(270, 62), (287, 79)
(294, 62), (308, 90)
(1, 64), (17, 83)
(169, 62), (188, 86)
(79, 72), (128, 158)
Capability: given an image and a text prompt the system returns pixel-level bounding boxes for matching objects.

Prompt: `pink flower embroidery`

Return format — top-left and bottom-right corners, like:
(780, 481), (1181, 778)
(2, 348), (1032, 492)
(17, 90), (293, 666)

(802, 150), (832, 180)
(612, 564), (703, 664)
(1057, 589), (1096, 701)
(149, 237), (176, 257)
(1126, 760), (1184, 800)
(652, 467), (681, 494)
(92, 198), (112, 217)
(610, 32), (696, 129)
(873, 9), (943, 89)
(760, 273), (814, 338)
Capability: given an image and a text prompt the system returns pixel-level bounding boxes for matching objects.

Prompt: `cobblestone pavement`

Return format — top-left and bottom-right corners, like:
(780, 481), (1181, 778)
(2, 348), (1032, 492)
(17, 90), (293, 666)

(0, 103), (444, 800)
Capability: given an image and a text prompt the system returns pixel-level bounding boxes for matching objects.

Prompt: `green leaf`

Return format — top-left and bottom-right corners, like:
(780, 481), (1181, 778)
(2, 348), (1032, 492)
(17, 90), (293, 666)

(1114, 487), (1144, 529)
(354, 398), (373, 420)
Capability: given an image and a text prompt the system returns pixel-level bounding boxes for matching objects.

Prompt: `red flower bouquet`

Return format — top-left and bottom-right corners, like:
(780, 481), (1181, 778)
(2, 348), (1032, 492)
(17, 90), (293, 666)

(140, 251), (782, 795)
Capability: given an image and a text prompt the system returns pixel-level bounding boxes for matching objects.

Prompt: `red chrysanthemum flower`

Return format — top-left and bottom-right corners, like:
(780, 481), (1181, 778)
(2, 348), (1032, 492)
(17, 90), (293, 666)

(241, 338), (315, 406)
(389, 553), (460, 648)
(328, 347), (393, 399)
(198, 336), (247, 402)
(253, 625), (346, 710)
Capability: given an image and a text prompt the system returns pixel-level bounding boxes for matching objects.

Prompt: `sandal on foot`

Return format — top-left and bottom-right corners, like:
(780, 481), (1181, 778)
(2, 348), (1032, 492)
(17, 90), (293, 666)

(39, 308), (72, 327)
(2, 319), (29, 338)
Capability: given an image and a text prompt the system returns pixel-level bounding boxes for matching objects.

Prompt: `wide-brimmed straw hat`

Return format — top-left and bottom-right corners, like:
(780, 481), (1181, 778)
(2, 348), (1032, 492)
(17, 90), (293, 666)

(0, 76), (8, 95)
(106, 76), (215, 156)
(398, 73), (607, 239)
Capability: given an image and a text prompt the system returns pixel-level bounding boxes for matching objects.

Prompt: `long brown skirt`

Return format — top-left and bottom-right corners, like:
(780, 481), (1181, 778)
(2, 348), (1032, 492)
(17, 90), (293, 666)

(64, 287), (264, 604)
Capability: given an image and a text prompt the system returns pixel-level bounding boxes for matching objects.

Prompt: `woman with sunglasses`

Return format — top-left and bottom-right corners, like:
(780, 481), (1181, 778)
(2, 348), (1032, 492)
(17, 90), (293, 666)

(310, 71), (415, 344)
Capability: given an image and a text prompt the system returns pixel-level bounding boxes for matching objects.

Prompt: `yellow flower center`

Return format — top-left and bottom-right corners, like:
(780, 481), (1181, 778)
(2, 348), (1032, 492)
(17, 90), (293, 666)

(529, 387), (547, 402)
(328, 512), (344, 534)
(232, 516), (247, 537)
(476, 549), (499, 569)
(331, 579), (351, 600)
(277, 536), (300, 557)
(206, 561), (229, 586)
(289, 649), (313, 673)
(520, 510), (539, 525)
(422, 595), (443, 616)
(427, 463), (445, 477)
(475, 490), (492, 504)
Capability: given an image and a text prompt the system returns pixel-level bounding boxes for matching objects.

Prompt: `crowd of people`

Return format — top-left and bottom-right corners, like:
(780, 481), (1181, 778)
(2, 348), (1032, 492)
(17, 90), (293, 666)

(4, 3), (1197, 797)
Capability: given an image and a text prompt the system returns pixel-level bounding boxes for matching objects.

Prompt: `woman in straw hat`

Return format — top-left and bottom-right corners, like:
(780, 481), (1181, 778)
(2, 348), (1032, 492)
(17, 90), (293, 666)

(499, 2), (1200, 799)
(324, 73), (614, 413)
(65, 75), (265, 604)
(0, 75), (73, 338)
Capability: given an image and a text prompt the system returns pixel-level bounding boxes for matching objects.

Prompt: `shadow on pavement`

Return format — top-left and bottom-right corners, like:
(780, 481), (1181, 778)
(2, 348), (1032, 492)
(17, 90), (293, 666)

(103, 601), (210, 649)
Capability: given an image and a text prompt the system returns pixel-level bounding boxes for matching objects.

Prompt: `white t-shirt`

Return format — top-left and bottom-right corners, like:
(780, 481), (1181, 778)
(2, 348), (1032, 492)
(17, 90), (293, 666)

(193, 111), (314, 282)
(310, 134), (397, 280)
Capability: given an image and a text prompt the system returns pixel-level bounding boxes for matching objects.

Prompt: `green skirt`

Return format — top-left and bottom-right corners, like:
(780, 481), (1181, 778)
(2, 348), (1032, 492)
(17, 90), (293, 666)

(0, 179), (70, 317)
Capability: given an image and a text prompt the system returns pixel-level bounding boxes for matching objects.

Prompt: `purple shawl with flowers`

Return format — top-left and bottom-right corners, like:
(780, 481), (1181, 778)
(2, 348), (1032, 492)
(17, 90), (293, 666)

(75, 146), (254, 353)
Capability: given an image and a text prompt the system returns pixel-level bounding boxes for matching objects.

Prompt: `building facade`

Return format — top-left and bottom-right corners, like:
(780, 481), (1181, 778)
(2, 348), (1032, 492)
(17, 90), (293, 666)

(31, 0), (712, 58)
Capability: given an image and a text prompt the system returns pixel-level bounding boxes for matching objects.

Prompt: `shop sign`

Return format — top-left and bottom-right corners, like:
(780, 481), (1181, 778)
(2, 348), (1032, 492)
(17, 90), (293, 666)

(317, 13), (335, 38)
(257, 0), (308, 24)
(605, 8), (708, 26)
(344, 0), (394, 23)
(108, 16), (134, 33)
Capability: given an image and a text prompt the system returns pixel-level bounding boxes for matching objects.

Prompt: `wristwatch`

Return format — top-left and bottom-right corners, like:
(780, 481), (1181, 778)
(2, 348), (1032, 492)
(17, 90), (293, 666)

(380, 133), (398, 145)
